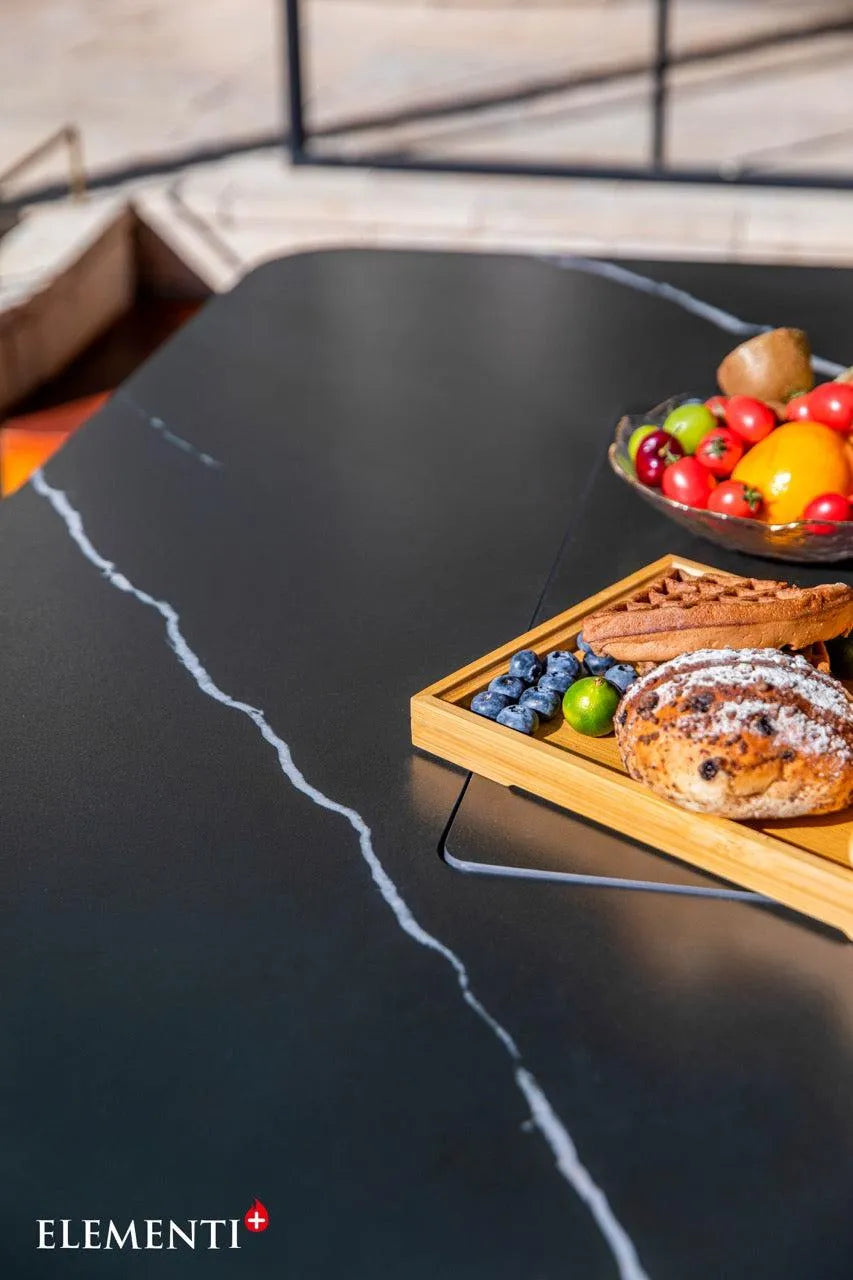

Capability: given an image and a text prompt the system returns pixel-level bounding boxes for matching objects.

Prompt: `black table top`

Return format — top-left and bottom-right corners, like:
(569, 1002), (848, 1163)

(3, 249), (853, 1279)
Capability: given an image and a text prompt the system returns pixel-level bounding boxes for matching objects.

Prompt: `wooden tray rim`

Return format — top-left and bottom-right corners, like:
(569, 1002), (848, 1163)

(411, 554), (853, 939)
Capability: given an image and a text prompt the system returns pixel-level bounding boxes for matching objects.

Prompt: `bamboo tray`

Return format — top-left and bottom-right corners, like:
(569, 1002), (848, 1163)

(411, 554), (853, 938)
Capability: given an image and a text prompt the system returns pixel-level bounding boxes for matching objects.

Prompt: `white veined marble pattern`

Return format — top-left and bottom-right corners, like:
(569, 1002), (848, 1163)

(550, 255), (846, 379)
(30, 466), (650, 1280)
(28, 254), (850, 1277)
(120, 392), (224, 469)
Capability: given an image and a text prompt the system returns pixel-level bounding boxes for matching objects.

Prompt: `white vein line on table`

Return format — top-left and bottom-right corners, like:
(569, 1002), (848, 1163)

(148, 416), (223, 469)
(546, 255), (846, 379)
(118, 392), (223, 470)
(30, 465), (650, 1280)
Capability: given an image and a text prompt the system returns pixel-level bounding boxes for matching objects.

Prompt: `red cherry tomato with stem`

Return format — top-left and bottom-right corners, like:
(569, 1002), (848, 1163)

(803, 383), (853, 433)
(707, 481), (763, 519)
(661, 457), (716, 509)
(695, 427), (743, 477)
(802, 491), (851, 535)
(725, 395), (776, 444)
(635, 430), (684, 488)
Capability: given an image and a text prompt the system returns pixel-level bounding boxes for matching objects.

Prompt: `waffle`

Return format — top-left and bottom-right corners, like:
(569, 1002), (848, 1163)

(582, 567), (853, 663)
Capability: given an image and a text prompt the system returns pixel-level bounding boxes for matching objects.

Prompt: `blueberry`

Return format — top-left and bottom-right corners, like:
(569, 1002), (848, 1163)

(471, 690), (512, 720)
(584, 651), (616, 675)
(519, 686), (560, 720)
(508, 648), (543, 685)
(489, 673), (527, 700)
(496, 704), (539, 734)
(538, 669), (575, 696)
(603, 663), (638, 694)
(576, 632), (594, 655)
(546, 650), (581, 681)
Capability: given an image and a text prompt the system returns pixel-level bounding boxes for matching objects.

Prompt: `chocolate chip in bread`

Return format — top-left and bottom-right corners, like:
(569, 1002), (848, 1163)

(615, 648), (853, 819)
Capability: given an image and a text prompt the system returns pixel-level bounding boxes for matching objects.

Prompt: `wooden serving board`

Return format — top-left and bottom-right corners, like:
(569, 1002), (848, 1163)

(411, 554), (853, 938)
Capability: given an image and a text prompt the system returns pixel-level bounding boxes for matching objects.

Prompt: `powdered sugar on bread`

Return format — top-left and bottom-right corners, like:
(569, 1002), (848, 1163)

(616, 647), (853, 818)
(623, 647), (853, 759)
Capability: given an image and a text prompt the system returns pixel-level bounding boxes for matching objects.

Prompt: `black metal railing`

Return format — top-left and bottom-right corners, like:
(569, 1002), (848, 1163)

(282, 0), (853, 190)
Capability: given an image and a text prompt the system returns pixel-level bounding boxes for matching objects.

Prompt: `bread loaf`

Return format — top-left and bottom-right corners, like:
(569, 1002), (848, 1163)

(615, 648), (853, 819)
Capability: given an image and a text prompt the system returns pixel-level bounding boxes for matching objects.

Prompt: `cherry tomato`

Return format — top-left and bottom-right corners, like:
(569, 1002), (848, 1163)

(725, 395), (776, 444)
(705, 395), (728, 421)
(661, 457), (716, 509)
(695, 427), (743, 477)
(707, 480), (763, 519)
(635, 430), (684, 488)
(803, 383), (853, 433)
(785, 393), (814, 422)
(802, 491), (851, 535)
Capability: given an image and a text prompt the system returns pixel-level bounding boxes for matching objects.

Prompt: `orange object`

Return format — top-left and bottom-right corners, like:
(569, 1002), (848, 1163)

(732, 419), (852, 523)
(0, 429), (71, 495)
(0, 391), (109, 496)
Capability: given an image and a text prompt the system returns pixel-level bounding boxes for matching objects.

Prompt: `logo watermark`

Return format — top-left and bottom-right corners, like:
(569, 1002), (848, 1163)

(37, 1200), (270, 1251)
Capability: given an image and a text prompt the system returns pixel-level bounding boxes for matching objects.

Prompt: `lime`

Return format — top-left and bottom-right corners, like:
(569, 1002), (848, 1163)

(562, 677), (620, 737)
(663, 402), (716, 455)
(627, 423), (658, 463)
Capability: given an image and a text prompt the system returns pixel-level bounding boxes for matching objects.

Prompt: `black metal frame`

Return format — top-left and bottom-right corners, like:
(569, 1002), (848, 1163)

(283, 0), (853, 190)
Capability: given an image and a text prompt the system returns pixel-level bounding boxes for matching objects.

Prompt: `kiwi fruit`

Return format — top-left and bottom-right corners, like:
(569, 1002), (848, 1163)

(717, 328), (813, 405)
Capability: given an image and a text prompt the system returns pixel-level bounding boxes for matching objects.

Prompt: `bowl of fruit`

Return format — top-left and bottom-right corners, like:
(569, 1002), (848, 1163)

(609, 328), (853, 563)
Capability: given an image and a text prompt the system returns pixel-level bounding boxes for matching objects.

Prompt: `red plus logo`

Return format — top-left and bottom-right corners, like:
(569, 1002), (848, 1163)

(243, 1200), (269, 1233)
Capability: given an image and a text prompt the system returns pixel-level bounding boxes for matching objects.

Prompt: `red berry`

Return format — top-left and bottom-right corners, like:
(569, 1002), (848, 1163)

(802, 491), (851, 535)
(726, 395), (776, 444)
(661, 457), (716, 509)
(705, 395), (728, 421)
(803, 383), (853, 433)
(635, 429), (684, 488)
(785, 393), (814, 422)
(707, 480), (763, 519)
(695, 427), (743, 477)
